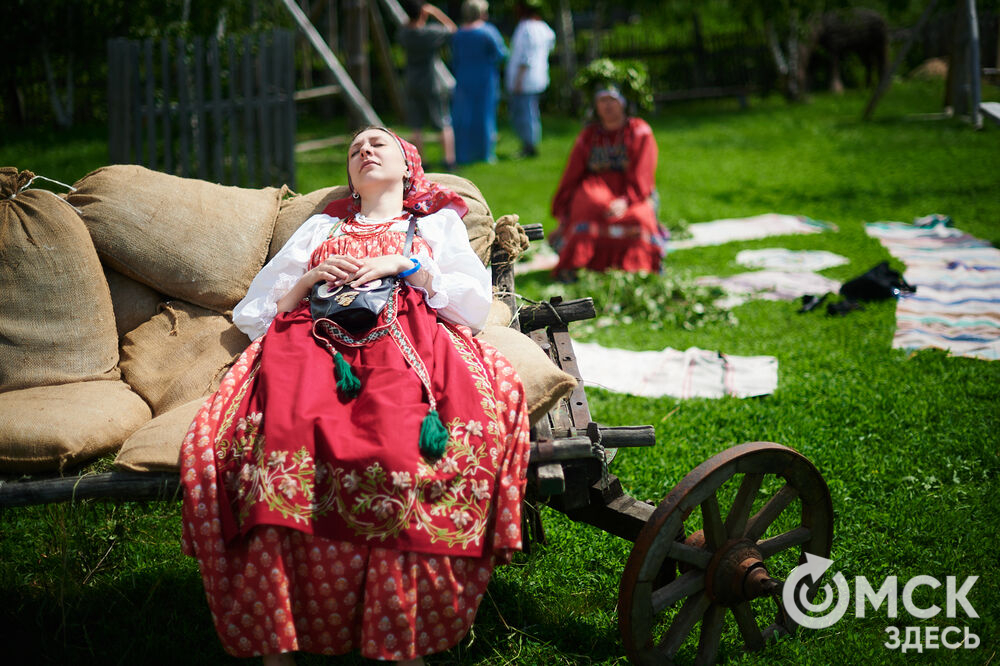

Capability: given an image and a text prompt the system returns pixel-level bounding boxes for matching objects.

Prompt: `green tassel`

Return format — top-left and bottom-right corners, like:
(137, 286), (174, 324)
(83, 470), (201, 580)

(419, 408), (449, 459)
(333, 351), (361, 398)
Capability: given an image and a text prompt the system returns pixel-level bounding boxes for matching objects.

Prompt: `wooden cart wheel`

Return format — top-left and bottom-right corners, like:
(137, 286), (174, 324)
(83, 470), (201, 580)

(619, 442), (833, 665)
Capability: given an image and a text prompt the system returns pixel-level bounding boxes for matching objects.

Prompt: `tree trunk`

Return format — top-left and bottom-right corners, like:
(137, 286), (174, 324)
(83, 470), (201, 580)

(555, 0), (577, 110)
(41, 47), (74, 128)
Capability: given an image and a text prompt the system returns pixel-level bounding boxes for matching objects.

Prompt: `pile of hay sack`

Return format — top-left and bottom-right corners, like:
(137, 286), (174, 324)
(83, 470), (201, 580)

(0, 165), (571, 477)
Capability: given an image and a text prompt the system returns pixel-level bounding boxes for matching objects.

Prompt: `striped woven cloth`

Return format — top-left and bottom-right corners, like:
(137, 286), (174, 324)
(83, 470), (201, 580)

(866, 217), (1000, 360)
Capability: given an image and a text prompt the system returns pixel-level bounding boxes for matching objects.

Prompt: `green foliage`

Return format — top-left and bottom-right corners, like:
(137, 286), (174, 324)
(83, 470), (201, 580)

(572, 58), (655, 111)
(536, 269), (737, 334)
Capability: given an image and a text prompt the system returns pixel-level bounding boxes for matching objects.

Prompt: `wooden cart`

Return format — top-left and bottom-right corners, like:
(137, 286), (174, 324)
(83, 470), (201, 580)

(0, 222), (834, 665)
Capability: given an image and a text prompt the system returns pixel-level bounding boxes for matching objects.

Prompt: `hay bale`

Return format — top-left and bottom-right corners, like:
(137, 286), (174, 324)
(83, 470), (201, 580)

(69, 165), (285, 312)
(0, 380), (151, 472)
(120, 301), (250, 416)
(909, 57), (948, 80)
(0, 168), (120, 392)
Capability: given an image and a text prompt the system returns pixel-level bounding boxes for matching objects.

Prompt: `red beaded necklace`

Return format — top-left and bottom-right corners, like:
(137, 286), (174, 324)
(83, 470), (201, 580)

(340, 212), (410, 239)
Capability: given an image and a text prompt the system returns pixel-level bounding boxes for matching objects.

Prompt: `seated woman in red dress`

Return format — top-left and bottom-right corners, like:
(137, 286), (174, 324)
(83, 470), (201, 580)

(180, 127), (530, 666)
(549, 85), (668, 279)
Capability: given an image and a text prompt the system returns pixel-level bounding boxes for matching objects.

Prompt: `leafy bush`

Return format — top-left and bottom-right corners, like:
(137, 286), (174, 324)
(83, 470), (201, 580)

(536, 268), (736, 334)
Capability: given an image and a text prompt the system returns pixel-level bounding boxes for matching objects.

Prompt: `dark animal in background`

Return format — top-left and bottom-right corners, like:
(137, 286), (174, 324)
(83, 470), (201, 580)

(803, 8), (889, 93)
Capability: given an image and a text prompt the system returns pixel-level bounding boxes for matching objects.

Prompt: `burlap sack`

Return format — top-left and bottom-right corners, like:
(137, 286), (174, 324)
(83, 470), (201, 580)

(268, 174), (495, 265)
(114, 397), (206, 472)
(428, 173), (496, 264)
(69, 165), (285, 312)
(120, 301), (250, 416)
(268, 185), (350, 260)
(0, 168), (120, 392)
(477, 324), (577, 426)
(104, 265), (163, 338)
(0, 380), (152, 472)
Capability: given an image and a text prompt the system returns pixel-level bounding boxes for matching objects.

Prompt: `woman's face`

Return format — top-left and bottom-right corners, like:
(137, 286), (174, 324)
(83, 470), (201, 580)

(348, 129), (409, 196)
(595, 94), (626, 129)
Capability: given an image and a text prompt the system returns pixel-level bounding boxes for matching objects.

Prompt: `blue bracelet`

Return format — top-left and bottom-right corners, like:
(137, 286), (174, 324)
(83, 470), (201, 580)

(398, 257), (420, 278)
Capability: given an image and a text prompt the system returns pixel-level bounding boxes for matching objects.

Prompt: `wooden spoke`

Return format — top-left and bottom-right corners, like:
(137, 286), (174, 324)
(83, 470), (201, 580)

(694, 603), (726, 666)
(758, 526), (812, 559)
(732, 602), (765, 652)
(652, 569), (705, 614)
(620, 442), (833, 665)
(724, 472), (764, 538)
(745, 483), (799, 541)
(701, 493), (726, 550)
(667, 541), (712, 570)
(658, 592), (712, 658)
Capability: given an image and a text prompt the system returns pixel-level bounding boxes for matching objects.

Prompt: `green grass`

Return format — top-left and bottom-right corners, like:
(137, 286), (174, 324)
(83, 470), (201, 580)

(2, 78), (999, 664)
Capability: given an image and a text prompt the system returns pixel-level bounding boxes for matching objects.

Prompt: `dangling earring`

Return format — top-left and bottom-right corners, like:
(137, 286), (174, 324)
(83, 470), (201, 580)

(351, 191), (359, 200)
(403, 172), (411, 193)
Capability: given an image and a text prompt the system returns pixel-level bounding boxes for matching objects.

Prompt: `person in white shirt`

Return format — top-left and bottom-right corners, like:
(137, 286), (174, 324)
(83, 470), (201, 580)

(180, 127), (530, 666)
(505, 0), (555, 157)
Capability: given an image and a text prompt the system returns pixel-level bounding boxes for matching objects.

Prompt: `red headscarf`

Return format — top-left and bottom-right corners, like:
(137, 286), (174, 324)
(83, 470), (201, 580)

(322, 128), (469, 219)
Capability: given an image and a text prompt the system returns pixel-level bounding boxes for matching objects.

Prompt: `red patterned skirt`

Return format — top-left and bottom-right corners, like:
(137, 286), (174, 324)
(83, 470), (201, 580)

(181, 232), (530, 659)
(552, 175), (667, 274)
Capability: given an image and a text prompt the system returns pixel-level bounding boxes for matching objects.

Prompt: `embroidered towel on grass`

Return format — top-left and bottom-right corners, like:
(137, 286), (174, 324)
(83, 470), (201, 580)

(866, 219), (1000, 361)
(669, 214), (836, 250)
(573, 341), (778, 399)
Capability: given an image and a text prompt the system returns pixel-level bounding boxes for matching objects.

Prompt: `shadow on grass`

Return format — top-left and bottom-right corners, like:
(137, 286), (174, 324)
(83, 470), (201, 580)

(0, 546), (626, 666)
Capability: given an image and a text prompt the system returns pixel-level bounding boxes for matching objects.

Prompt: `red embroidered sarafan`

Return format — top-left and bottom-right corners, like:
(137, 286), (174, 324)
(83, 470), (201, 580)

(180, 223), (530, 659)
(549, 116), (668, 273)
(202, 229), (525, 558)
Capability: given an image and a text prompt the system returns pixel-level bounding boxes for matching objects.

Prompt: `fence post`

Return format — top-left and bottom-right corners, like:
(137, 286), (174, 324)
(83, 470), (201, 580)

(107, 30), (296, 188)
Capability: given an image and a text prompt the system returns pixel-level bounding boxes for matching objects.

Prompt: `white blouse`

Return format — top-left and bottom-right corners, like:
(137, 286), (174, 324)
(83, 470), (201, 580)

(233, 207), (492, 341)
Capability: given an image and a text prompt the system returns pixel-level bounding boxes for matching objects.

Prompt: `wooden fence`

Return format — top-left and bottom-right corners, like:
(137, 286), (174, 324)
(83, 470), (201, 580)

(107, 30), (296, 189)
(594, 26), (773, 106)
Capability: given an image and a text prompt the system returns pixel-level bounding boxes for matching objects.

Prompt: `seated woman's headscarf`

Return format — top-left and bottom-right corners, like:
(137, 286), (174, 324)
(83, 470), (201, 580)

(322, 128), (469, 219)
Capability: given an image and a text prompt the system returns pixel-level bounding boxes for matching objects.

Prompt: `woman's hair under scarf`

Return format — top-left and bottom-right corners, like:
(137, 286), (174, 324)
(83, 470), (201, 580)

(322, 127), (469, 220)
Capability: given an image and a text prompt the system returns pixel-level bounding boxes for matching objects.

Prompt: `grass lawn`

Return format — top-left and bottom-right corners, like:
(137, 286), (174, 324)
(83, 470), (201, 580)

(1, 78), (998, 664)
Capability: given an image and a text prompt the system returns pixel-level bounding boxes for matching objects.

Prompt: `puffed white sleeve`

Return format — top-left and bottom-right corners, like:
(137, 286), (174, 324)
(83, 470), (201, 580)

(412, 208), (492, 332)
(232, 214), (335, 340)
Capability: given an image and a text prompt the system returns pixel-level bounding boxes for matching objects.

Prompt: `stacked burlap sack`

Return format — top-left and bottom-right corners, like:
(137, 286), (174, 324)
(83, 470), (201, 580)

(0, 165), (574, 477)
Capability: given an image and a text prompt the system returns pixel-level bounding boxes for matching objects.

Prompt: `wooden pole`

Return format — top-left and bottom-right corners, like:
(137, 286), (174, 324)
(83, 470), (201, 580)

(555, 0), (577, 108)
(368, 0), (406, 120)
(278, 0), (381, 126)
(950, 0), (982, 127)
(345, 0), (372, 129)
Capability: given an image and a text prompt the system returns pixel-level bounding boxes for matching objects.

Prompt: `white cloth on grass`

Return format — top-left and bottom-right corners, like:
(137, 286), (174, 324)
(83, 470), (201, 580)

(573, 340), (778, 399)
(736, 248), (849, 272)
(670, 213), (836, 250)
